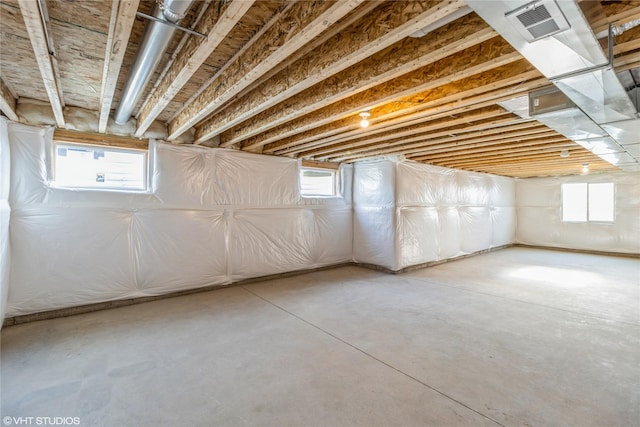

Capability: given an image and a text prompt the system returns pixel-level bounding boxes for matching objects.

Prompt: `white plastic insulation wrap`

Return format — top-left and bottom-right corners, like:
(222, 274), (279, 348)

(516, 172), (640, 253)
(6, 124), (353, 316)
(0, 118), (10, 324)
(353, 160), (397, 269)
(353, 159), (516, 271)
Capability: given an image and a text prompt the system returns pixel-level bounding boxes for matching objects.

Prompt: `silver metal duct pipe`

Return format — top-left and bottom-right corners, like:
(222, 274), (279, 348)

(114, 0), (193, 125)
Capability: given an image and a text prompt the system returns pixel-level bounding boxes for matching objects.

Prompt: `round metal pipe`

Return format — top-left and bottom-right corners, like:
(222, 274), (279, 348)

(114, 0), (193, 125)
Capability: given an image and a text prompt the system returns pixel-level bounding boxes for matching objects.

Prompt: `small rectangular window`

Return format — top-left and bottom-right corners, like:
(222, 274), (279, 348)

(562, 182), (614, 223)
(562, 183), (587, 222)
(53, 143), (148, 191)
(588, 183), (614, 222)
(300, 167), (336, 196)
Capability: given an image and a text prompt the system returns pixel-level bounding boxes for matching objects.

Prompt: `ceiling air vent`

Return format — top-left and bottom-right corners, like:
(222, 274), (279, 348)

(505, 0), (570, 42)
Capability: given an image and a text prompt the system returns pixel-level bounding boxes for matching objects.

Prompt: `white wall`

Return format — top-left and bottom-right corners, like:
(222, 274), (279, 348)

(10, 121), (636, 319)
(516, 172), (640, 254)
(6, 123), (353, 316)
(0, 118), (10, 324)
(353, 159), (516, 270)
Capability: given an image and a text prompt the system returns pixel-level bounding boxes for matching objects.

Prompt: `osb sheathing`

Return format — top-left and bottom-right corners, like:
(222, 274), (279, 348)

(168, 0), (342, 137)
(157, 0), (288, 123)
(249, 60), (542, 154)
(0, 1), (48, 101)
(196, 0), (451, 139)
(236, 43), (529, 152)
(137, 0), (286, 130)
(276, 37), (523, 155)
(219, 13), (495, 146)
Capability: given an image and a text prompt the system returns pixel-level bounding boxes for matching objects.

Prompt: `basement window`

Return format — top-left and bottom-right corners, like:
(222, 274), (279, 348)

(52, 143), (148, 191)
(300, 167), (336, 197)
(562, 183), (614, 223)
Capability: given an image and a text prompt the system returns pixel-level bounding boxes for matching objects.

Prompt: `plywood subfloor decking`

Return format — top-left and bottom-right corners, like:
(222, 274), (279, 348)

(1, 247), (639, 426)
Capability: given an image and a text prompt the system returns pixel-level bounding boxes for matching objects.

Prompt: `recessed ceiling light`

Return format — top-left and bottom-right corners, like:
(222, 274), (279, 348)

(560, 150), (569, 157)
(582, 163), (589, 173)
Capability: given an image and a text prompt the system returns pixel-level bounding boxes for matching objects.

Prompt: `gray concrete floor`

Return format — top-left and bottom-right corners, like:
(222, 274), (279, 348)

(1, 247), (639, 426)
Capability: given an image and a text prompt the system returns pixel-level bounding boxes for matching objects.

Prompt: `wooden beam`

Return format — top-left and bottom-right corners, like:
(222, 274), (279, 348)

(251, 61), (541, 155)
(469, 161), (617, 176)
(469, 158), (614, 170)
(268, 104), (509, 156)
(239, 38), (522, 152)
(165, 2), (297, 128)
(167, 0), (365, 141)
(301, 159), (340, 170)
(18, 0), (65, 127)
(334, 123), (552, 162)
(422, 146), (586, 166)
(409, 133), (569, 157)
(589, 2), (640, 35)
(444, 153), (607, 168)
(54, 129), (149, 150)
(215, 1), (382, 111)
(269, 38), (635, 157)
(391, 131), (563, 162)
(197, 0), (471, 144)
(297, 109), (514, 158)
(267, 75), (547, 159)
(134, 0), (254, 137)
(98, 0), (140, 133)
(0, 77), (19, 121)
(409, 138), (574, 162)
(215, 12), (495, 148)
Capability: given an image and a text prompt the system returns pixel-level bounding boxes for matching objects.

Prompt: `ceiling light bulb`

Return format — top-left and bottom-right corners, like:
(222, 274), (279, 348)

(359, 110), (371, 128)
(560, 150), (569, 158)
(581, 163), (589, 173)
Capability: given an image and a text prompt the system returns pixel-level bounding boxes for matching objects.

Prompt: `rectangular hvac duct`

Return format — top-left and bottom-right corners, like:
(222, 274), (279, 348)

(467, 0), (640, 171)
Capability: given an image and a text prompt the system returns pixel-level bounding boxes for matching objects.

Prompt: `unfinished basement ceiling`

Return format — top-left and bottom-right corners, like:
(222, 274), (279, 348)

(0, 0), (639, 177)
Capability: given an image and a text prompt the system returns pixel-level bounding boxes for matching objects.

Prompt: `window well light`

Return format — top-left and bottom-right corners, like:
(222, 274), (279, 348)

(359, 110), (370, 128)
(582, 163), (589, 174)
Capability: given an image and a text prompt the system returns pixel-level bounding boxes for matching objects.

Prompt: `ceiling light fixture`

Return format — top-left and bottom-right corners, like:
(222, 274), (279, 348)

(560, 150), (569, 157)
(359, 110), (371, 128)
(582, 163), (589, 173)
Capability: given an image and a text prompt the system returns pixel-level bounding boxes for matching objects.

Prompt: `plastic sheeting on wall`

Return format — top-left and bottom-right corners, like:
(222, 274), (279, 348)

(0, 118), (10, 324)
(6, 123), (353, 317)
(516, 172), (640, 253)
(353, 160), (516, 271)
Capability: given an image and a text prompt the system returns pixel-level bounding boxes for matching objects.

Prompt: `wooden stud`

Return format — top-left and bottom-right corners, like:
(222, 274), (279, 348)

(167, 0), (365, 141)
(0, 77), (19, 121)
(197, 0), (470, 144)
(98, 0), (140, 133)
(18, 0), (65, 127)
(134, 0), (254, 137)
